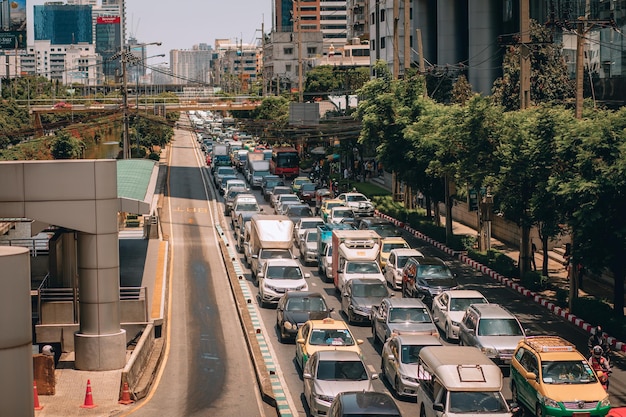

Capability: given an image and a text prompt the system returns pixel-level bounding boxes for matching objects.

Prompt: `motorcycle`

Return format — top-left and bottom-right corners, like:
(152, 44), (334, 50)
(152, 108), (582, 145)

(596, 369), (611, 391)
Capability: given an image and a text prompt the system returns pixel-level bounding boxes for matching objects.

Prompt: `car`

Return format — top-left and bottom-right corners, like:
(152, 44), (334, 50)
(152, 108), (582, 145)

(230, 194), (261, 229)
(328, 206), (355, 224)
(223, 178), (247, 197)
(285, 204), (314, 224)
(258, 259), (310, 308)
(53, 101), (72, 109)
(379, 237), (410, 269)
(431, 290), (489, 341)
(381, 333), (442, 398)
(340, 278), (390, 325)
(371, 297), (439, 345)
(224, 186), (249, 216)
(269, 186), (293, 208)
(384, 248), (424, 290)
(303, 350), (378, 417)
(213, 166), (237, 187)
(510, 336), (610, 417)
(291, 176), (312, 193)
(299, 229), (319, 266)
(458, 303), (526, 367)
(295, 317), (364, 370)
(320, 199), (344, 222)
(276, 291), (331, 343)
(336, 192), (375, 217)
(314, 188), (332, 215)
(294, 217), (325, 245)
(219, 174), (238, 195)
(297, 182), (317, 206)
(261, 175), (285, 201)
(327, 391), (402, 417)
(275, 195), (302, 215)
(235, 213), (254, 253)
(357, 217), (402, 238)
(401, 256), (458, 306)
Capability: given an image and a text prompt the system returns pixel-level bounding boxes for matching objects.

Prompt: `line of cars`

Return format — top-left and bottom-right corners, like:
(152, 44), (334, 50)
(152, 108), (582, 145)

(204, 140), (612, 417)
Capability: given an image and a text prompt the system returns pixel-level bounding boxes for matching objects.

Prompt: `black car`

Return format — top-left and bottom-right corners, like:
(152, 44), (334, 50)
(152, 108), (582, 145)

(357, 217), (402, 238)
(296, 182), (317, 206)
(285, 204), (314, 224)
(261, 175), (285, 202)
(327, 391), (402, 417)
(340, 278), (390, 325)
(401, 256), (458, 306)
(276, 291), (331, 342)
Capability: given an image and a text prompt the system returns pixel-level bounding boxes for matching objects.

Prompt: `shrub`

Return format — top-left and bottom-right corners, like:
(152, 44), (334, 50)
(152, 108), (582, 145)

(467, 249), (519, 278)
(520, 271), (548, 292)
(572, 297), (626, 342)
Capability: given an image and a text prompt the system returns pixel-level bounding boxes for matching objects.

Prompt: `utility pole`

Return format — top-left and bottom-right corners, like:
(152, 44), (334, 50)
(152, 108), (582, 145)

(519, 0), (531, 109)
(121, 49), (130, 159)
(575, 17), (586, 119)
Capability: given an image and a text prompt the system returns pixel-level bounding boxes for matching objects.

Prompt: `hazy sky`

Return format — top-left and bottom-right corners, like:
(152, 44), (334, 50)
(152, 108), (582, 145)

(28, 0), (274, 64)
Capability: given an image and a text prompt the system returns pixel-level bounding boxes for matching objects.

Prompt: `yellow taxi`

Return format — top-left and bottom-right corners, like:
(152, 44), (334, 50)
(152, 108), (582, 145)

(320, 199), (344, 223)
(379, 237), (410, 268)
(295, 317), (363, 369)
(510, 336), (610, 417)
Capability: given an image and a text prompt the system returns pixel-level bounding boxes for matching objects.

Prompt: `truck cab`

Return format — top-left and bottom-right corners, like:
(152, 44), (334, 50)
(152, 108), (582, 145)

(331, 230), (382, 292)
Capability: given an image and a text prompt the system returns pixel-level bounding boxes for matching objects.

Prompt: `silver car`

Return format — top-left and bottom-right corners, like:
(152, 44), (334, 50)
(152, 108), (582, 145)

(371, 298), (439, 345)
(458, 303), (526, 367)
(381, 334), (442, 398)
(299, 229), (319, 266)
(303, 350), (378, 417)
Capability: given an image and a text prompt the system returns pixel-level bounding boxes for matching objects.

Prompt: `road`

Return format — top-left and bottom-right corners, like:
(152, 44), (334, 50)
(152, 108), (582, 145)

(128, 116), (626, 416)
(124, 123), (273, 416)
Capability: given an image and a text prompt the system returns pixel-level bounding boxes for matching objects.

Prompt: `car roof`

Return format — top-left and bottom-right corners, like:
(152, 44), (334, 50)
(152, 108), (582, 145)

(322, 199), (343, 205)
(381, 237), (408, 243)
(282, 291), (325, 300)
(234, 194), (256, 201)
(333, 391), (400, 415)
(272, 186), (292, 192)
(440, 290), (486, 299)
(265, 258), (301, 267)
(306, 317), (350, 330)
(389, 333), (443, 346)
(298, 217), (324, 224)
(468, 303), (515, 318)
(408, 256), (446, 265)
(384, 297), (429, 309)
(390, 248), (423, 257)
(312, 350), (363, 361)
(349, 278), (387, 286)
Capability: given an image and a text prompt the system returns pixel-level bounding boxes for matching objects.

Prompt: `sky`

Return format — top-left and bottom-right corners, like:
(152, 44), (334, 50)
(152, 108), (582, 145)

(27, 0), (274, 64)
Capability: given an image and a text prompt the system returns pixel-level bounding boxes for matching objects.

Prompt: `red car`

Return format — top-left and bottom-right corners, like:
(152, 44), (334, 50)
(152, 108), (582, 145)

(53, 102), (72, 109)
(297, 182), (317, 206)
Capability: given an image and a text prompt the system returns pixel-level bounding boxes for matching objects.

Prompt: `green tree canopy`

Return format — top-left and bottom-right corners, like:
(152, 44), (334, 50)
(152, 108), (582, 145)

(51, 131), (83, 159)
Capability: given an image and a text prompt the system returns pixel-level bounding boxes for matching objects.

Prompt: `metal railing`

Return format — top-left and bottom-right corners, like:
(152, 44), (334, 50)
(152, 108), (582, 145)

(0, 237), (50, 256)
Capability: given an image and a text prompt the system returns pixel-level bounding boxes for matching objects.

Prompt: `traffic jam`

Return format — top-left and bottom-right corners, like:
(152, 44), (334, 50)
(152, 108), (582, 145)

(190, 111), (618, 417)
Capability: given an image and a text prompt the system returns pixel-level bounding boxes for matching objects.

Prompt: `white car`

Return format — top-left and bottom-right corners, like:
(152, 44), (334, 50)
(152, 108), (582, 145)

(294, 217), (325, 245)
(258, 259), (310, 308)
(384, 248), (424, 290)
(431, 289), (489, 340)
(327, 206), (355, 224)
(274, 194), (301, 215)
(336, 192), (374, 217)
(299, 229), (319, 266)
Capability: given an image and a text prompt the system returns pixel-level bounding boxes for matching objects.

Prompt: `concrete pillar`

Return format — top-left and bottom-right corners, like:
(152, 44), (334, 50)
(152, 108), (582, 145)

(414, 0), (436, 66)
(74, 231), (126, 370)
(468, 0), (499, 94)
(437, 0), (461, 66)
(0, 246), (34, 417)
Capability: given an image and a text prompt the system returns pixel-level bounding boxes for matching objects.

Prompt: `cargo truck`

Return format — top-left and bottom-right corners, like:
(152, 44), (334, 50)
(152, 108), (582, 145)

(248, 160), (271, 189)
(211, 144), (230, 172)
(244, 214), (295, 280)
(331, 229), (383, 292)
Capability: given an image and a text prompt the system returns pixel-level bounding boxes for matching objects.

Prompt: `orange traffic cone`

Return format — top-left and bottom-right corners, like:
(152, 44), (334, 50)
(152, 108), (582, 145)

(118, 382), (134, 405)
(33, 381), (44, 411)
(79, 379), (97, 409)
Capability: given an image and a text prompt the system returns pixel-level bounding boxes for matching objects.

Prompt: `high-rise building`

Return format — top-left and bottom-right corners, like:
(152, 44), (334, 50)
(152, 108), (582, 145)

(170, 44), (212, 85)
(346, 0), (367, 41)
(34, 3), (93, 45)
(95, 15), (121, 81)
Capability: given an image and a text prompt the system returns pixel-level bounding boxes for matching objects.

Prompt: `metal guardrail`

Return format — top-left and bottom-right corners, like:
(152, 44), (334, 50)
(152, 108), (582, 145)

(0, 238), (50, 256)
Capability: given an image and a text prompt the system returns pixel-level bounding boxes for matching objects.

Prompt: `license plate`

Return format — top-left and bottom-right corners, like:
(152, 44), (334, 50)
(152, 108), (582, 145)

(573, 413), (590, 417)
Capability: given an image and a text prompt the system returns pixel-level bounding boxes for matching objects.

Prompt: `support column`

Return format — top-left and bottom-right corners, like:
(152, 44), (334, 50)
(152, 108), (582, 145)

(74, 231), (126, 370)
(0, 247), (34, 417)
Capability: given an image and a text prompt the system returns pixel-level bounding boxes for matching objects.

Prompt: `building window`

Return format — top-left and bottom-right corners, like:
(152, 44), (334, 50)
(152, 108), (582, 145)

(371, 12), (375, 23)
(371, 39), (376, 51)
(380, 9), (385, 21)
(284, 47), (293, 55)
(307, 47), (317, 55)
(286, 64), (292, 72)
(380, 37), (386, 49)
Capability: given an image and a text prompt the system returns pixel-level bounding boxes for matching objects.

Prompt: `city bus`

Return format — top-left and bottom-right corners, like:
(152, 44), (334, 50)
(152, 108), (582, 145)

(270, 147), (299, 178)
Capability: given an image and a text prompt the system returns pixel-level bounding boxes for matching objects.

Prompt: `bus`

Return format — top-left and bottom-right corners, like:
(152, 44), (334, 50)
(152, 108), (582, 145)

(270, 147), (299, 178)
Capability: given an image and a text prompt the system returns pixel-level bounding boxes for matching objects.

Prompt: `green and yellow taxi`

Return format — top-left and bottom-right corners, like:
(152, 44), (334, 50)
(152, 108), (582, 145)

(320, 199), (344, 223)
(510, 336), (610, 417)
(295, 317), (363, 369)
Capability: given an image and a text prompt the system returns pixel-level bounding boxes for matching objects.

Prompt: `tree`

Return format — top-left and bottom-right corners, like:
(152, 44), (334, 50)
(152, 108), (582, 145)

(304, 66), (370, 102)
(451, 75), (473, 105)
(51, 131), (83, 159)
(492, 20), (575, 111)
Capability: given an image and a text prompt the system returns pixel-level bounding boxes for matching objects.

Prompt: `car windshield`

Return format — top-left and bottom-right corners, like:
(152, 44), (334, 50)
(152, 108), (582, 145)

(401, 345), (426, 364)
(351, 282), (387, 297)
(295, 178), (309, 186)
(265, 266), (303, 280)
(218, 168), (236, 176)
(260, 250), (292, 259)
(306, 232), (318, 242)
(346, 262), (380, 274)
(235, 203), (259, 212)
(274, 188), (291, 196)
(286, 297), (327, 312)
(389, 308), (431, 323)
(448, 391), (508, 413)
(301, 183), (316, 192)
(221, 176), (237, 186)
(280, 195), (300, 203)
(477, 318), (523, 336)
(372, 225), (399, 237)
(302, 221), (323, 229)
(309, 329), (355, 346)
(449, 297), (487, 312)
(227, 190), (245, 199)
(289, 207), (313, 217)
(324, 202), (342, 210)
(316, 360), (368, 381)
(346, 195), (367, 202)
(383, 242), (408, 252)
(334, 209), (354, 218)
(417, 265), (454, 278)
(265, 180), (282, 188)
(541, 360), (597, 384)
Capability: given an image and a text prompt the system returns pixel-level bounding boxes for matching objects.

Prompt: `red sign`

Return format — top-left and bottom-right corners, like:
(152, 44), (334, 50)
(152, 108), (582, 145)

(97, 16), (121, 24)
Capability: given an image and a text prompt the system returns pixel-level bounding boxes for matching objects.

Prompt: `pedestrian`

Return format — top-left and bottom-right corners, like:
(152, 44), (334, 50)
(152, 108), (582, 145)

(563, 243), (572, 271)
(377, 161), (383, 177)
(531, 240), (537, 271)
(343, 167), (349, 180)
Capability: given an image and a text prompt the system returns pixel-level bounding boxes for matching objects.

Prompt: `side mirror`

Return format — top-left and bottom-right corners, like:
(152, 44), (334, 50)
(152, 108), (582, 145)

(303, 372), (312, 379)
(304, 273), (311, 279)
(433, 404), (445, 412)
(525, 371), (537, 381)
(257, 273), (264, 279)
(433, 317), (440, 323)
(387, 354), (395, 361)
(259, 208), (264, 212)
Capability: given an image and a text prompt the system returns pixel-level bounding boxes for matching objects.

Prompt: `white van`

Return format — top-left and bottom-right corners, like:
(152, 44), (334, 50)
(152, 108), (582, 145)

(416, 346), (511, 417)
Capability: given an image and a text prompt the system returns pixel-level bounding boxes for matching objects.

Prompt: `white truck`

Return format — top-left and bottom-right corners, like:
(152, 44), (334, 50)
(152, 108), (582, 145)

(249, 160), (271, 189)
(244, 214), (295, 280)
(331, 229), (383, 292)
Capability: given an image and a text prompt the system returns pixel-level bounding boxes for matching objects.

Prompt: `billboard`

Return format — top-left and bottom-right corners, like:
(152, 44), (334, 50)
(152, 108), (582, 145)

(0, 0), (26, 50)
